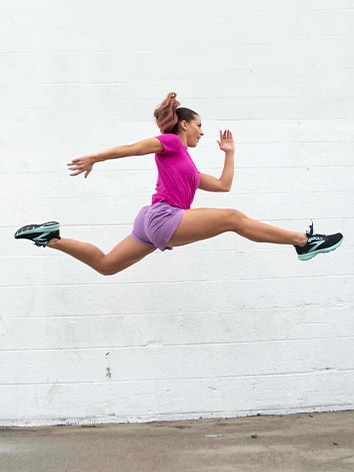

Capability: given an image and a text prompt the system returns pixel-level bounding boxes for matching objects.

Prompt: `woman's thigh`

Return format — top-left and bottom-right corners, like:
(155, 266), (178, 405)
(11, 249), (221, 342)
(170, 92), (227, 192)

(167, 208), (244, 247)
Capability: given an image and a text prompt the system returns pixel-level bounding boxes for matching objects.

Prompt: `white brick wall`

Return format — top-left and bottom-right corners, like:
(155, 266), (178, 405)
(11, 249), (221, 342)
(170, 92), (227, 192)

(1, 0), (353, 426)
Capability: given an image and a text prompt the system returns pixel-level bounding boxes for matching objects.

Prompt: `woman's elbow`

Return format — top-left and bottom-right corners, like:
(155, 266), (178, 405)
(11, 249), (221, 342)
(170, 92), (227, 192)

(219, 182), (232, 192)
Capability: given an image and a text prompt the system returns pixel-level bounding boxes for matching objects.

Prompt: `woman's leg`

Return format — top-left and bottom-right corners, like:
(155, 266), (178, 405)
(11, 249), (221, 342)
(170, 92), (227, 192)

(48, 235), (156, 275)
(168, 208), (308, 247)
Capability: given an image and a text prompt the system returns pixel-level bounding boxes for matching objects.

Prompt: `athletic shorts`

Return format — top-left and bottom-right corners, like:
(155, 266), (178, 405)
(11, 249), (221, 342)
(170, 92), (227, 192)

(131, 202), (185, 251)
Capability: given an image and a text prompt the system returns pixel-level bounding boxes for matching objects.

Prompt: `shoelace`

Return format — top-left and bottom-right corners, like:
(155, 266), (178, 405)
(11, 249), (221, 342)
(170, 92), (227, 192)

(306, 221), (314, 237)
(306, 221), (326, 242)
(308, 233), (327, 242)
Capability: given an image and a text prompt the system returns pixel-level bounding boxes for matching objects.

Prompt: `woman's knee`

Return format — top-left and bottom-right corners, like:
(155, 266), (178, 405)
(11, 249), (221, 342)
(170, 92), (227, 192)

(101, 267), (117, 276)
(224, 208), (247, 230)
(98, 253), (148, 276)
(94, 257), (118, 276)
(97, 265), (115, 276)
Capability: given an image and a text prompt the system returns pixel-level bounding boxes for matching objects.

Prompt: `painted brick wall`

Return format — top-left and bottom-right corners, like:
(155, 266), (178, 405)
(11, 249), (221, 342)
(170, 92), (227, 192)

(1, 0), (353, 426)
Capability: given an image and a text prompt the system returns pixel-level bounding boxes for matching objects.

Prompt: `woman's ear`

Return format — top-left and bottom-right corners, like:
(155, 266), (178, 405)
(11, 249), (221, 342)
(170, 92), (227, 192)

(180, 120), (188, 131)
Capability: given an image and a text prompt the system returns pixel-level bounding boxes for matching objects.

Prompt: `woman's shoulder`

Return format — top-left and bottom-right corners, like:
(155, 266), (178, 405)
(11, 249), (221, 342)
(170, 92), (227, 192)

(156, 133), (181, 143)
(156, 134), (184, 154)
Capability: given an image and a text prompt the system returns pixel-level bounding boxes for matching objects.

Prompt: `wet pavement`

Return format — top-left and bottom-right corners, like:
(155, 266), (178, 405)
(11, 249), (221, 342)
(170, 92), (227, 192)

(0, 410), (353, 471)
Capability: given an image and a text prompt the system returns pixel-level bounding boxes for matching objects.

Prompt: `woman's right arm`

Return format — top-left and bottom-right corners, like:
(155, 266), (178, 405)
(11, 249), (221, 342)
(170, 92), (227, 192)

(67, 137), (163, 178)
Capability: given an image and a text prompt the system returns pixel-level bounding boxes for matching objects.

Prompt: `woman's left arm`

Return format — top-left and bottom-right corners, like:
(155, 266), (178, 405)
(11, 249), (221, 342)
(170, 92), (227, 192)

(198, 130), (235, 192)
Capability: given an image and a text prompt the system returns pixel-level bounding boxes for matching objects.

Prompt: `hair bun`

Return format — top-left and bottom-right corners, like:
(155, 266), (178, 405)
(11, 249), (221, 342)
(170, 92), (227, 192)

(154, 92), (181, 133)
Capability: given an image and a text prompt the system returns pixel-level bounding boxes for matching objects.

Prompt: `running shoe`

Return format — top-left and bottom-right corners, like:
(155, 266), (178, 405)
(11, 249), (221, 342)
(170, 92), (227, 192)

(14, 221), (61, 247)
(294, 222), (343, 261)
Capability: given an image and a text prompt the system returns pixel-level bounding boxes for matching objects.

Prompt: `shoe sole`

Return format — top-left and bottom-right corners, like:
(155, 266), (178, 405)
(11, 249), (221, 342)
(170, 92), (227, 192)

(15, 221), (59, 238)
(298, 237), (343, 261)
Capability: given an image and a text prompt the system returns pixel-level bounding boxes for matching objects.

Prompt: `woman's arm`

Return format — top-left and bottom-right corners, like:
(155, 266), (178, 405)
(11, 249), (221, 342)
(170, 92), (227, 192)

(67, 137), (163, 178)
(198, 130), (235, 192)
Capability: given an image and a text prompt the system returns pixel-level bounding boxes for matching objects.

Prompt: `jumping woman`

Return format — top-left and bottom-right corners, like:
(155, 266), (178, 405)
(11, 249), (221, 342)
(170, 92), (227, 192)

(14, 92), (343, 275)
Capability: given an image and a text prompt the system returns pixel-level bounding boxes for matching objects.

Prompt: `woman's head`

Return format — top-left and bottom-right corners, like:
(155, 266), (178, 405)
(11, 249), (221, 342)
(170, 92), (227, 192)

(154, 92), (199, 135)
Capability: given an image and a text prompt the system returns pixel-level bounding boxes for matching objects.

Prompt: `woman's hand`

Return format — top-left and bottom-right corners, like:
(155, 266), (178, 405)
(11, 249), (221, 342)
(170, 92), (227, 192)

(217, 129), (234, 154)
(67, 155), (96, 178)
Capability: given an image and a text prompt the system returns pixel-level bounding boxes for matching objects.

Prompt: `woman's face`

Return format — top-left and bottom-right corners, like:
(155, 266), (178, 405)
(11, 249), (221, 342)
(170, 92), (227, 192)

(184, 115), (204, 147)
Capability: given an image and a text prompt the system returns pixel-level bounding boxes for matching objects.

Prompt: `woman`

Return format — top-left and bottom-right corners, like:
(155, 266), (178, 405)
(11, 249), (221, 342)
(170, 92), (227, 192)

(14, 92), (343, 275)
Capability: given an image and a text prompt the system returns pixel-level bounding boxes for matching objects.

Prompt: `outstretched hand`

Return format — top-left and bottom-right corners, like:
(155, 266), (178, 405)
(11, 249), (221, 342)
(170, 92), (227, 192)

(67, 155), (95, 178)
(217, 129), (234, 153)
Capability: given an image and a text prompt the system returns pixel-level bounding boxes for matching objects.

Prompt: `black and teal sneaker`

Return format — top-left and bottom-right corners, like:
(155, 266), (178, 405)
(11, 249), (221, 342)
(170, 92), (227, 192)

(14, 221), (61, 247)
(294, 223), (343, 261)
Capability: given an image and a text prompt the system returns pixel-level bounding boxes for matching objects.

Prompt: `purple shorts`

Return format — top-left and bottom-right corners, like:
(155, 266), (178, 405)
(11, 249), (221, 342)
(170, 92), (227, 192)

(131, 202), (185, 251)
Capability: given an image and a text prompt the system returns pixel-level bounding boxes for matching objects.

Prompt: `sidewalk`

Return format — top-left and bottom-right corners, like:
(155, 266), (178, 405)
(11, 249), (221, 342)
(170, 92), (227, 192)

(0, 410), (353, 472)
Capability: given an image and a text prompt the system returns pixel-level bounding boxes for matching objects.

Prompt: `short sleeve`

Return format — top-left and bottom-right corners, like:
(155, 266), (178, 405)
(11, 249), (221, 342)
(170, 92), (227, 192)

(155, 134), (183, 156)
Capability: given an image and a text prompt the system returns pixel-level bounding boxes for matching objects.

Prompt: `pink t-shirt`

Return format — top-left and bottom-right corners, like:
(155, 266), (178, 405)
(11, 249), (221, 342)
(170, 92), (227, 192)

(151, 134), (200, 210)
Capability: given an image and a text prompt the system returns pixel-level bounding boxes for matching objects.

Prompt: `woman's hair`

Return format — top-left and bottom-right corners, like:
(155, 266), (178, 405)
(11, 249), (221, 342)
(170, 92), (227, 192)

(154, 92), (198, 134)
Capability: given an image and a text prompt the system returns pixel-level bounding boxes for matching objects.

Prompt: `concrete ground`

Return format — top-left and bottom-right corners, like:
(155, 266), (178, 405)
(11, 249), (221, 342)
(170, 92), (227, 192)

(0, 411), (353, 472)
